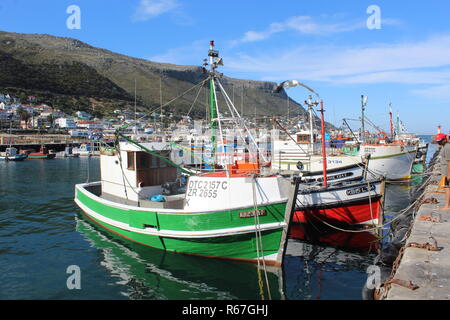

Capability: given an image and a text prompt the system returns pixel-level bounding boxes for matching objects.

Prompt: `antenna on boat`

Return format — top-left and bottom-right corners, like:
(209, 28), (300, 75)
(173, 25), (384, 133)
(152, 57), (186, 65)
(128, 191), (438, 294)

(389, 103), (394, 140)
(304, 96), (319, 154)
(319, 100), (328, 188)
(361, 95), (368, 143)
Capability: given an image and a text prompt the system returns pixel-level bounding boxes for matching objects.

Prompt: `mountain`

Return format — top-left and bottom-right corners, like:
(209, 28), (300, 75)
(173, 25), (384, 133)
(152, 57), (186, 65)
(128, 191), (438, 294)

(0, 31), (309, 121)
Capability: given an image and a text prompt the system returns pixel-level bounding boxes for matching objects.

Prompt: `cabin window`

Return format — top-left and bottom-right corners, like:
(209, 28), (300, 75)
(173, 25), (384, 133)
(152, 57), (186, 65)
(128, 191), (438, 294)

(135, 150), (177, 187)
(297, 135), (309, 143)
(127, 152), (135, 170)
(151, 154), (159, 168)
(136, 152), (150, 169)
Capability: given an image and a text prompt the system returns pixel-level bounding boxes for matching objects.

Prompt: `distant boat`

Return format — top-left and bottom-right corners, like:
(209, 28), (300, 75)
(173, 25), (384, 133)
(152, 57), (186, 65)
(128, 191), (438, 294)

(73, 143), (100, 157)
(0, 147), (28, 161)
(54, 146), (80, 158)
(20, 145), (56, 159)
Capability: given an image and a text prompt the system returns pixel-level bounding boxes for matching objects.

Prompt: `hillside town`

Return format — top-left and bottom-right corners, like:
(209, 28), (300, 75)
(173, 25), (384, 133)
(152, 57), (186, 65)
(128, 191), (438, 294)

(0, 93), (201, 138)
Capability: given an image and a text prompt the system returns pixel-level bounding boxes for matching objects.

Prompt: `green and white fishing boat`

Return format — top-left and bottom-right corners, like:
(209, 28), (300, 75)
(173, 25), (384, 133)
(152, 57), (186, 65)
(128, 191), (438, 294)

(74, 41), (294, 266)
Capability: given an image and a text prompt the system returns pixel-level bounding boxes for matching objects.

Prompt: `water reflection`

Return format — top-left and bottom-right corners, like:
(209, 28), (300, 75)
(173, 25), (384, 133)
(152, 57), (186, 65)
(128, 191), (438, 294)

(76, 214), (285, 300)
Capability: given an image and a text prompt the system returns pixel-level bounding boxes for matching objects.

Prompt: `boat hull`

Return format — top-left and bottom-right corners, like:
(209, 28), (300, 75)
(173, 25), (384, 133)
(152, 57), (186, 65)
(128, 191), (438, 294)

(293, 196), (383, 226)
(75, 182), (288, 265)
(0, 154), (27, 161)
(293, 179), (384, 226)
(300, 163), (366, 184)
(361, 145), (416, 180)
(25, 153), (56, 159)
(289, 223), (380, 253)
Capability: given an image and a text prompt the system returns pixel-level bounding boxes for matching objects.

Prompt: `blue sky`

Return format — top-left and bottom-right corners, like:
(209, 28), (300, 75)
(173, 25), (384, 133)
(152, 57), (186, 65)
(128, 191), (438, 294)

(1, 0), (450, 134)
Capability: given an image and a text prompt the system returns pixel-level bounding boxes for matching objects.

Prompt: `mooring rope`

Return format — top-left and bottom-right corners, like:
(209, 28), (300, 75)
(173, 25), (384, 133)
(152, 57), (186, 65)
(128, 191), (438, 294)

(251, 175), (272, 300)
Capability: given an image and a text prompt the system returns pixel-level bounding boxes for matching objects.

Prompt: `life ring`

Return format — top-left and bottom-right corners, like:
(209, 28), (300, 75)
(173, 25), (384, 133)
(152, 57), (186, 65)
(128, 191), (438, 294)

(296, 161), (304, 171)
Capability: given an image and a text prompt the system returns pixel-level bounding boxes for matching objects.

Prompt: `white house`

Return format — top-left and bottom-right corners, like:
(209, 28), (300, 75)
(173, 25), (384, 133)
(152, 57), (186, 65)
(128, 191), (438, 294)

(75, 111), (93, 119)
(76, 121), (103, 130)
(55, 117), (77, 129)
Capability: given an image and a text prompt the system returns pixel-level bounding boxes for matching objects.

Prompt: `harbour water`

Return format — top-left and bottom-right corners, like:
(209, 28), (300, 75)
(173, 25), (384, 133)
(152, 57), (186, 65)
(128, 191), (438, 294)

(0, 136), (437, 300)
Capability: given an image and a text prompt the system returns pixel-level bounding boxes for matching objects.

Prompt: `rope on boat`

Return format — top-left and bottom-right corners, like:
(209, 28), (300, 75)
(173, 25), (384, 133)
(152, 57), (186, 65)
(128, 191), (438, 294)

(186, 79), (207, 118)
(119, 77), (210, 131)
(251, 175), (271, 300)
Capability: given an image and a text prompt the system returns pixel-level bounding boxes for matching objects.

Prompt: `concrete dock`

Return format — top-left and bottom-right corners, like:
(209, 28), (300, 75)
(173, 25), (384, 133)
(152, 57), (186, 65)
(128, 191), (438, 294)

(381, 151), (450, 300)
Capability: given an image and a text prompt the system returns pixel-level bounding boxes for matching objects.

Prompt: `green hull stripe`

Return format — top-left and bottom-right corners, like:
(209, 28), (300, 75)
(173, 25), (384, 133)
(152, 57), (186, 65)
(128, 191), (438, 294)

(76, 188), (286, 232)
(80, 205), (283, 261)
(75, 186), (287, 261)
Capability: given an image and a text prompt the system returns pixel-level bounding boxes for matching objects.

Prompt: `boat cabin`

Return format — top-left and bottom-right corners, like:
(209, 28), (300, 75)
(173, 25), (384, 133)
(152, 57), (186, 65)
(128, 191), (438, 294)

(100, 142), (178, 205)
(4, 147), (18, 156)
(295, 131), (315, 145)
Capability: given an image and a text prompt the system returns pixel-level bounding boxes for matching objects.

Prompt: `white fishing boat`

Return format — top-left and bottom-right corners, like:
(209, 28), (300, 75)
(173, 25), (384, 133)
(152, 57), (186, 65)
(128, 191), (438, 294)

(271, 91), (369, 183)
(73, 143), (100, 157)
(361, 143), (417, 181)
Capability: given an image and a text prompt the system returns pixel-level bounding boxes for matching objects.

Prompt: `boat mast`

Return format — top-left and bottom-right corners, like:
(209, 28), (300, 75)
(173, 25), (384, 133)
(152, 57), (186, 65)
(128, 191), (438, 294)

(389, 103), (394, 140)
(319, 100), (328, 188)
(306, 96), (315, 154)
(208, 40), (219, 164)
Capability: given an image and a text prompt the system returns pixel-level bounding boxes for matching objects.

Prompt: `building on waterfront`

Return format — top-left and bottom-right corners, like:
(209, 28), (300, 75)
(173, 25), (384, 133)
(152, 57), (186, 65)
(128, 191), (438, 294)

(55, 117), (77, 129)
(76, 120), (104, 130)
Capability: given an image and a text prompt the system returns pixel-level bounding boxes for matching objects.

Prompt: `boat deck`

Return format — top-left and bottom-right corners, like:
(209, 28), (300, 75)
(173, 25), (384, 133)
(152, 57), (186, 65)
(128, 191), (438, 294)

(84, 183), (186, 210)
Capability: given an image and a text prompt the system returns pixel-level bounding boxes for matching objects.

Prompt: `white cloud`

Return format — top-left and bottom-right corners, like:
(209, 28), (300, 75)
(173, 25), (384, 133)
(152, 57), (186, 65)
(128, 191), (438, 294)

(226, 34), (450, 86)
(412, 84), (450, 101)
(231, 14), (391, 46)
(133, 0), (179, 21)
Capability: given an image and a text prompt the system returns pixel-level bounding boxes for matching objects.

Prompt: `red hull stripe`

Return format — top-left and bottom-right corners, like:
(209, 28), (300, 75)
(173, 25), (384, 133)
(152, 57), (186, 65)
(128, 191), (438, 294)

(293, 199), (382, 226)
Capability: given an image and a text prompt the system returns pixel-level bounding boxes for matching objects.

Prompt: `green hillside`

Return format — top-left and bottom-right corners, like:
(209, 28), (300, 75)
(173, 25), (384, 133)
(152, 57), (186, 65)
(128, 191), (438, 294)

(0, 31), (308, 120)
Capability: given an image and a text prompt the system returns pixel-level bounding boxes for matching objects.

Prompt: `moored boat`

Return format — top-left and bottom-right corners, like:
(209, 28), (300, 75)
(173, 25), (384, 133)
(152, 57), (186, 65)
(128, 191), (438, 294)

(293, 178), (385, 226)
(273, 86), (386, 228)
(73, 143), (100, 157)
(360, 143), (417, 181)
(0, 147), (28, 161)
(20, 145), (56, 159)
(74, 42), (295, 266)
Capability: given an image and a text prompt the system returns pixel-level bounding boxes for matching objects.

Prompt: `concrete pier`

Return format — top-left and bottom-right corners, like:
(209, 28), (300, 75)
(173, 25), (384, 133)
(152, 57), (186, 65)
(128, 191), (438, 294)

(382, 151), (450, 300)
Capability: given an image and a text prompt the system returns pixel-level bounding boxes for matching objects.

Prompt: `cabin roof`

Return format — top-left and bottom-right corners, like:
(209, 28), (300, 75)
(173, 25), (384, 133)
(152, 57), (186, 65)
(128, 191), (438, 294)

(118, 141), (171, 152)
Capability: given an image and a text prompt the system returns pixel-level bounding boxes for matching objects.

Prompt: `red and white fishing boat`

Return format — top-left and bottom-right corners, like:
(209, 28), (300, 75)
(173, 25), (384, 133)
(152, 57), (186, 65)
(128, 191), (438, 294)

(293, 178), (385, 226)
(285, 97), (385, 227)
